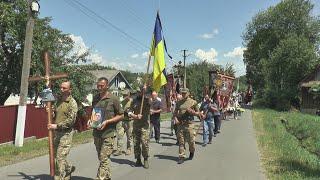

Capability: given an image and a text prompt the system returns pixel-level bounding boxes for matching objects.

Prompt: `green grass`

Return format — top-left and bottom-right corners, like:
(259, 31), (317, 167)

(160, 112), (172, 121)
(252, 108), (320, 179)
(0, 130), (93, 167)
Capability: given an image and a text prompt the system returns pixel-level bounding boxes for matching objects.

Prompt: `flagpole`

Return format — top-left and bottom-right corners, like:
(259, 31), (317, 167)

(139, 54), (152, 114)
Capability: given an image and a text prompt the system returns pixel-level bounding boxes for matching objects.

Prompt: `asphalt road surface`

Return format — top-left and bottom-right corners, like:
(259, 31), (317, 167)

(0, 110), (265, 180)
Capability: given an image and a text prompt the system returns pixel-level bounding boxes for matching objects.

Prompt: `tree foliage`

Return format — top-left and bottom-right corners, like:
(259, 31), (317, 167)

(243, 0), (320, 110)
(0, 0), (95, 105)
(185, 61), (236, 101)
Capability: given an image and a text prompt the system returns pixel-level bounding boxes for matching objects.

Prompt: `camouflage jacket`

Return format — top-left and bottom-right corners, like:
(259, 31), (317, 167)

(121, 97), (133, 121)
(175, 97), (199, 121)
(129, 96), (150, 128)
(54, 95), (78, 131)
(92, 93), (124, 138)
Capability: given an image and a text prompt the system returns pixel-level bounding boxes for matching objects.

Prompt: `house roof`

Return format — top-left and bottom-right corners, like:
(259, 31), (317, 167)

(300, 65), (320, 85)
(89, 69), (133, 89)
(300, 81), (320, 88)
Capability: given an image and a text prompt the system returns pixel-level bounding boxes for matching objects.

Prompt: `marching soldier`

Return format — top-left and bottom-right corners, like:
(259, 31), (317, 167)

(128, 85), (151, 169)
(120, 90), (134, 155)
(90, 77), (124, 180)
(173, 88), (200, 164)
(113, 120), (125, 156)
(47, 81), (78, 180)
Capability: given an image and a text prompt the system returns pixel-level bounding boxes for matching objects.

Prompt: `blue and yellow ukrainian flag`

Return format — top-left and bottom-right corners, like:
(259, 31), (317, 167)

(150, 12), (167, 92)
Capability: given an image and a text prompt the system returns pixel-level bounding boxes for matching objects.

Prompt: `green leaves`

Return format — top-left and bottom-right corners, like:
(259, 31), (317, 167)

(0, 0), (95, 105)
(243, 0), (320, 110)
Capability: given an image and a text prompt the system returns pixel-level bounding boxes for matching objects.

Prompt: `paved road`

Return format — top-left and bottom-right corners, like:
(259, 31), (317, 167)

(0, 110), (265, 180)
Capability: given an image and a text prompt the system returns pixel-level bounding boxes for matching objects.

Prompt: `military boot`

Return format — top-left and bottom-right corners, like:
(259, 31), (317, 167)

(177, 157), (184, 164)
(135, 158), (143, 167)
(143, 158), (149, 169)
(189, 152), (194, 160)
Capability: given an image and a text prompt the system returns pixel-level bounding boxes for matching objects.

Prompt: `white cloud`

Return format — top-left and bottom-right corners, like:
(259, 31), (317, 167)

(224, 47), (247, 58)
(142, 51), (150, 58)
(69, 34), (104, 64)
(194, 48), (218, 63)
(131, 54), (139, 58)
(69, 34), (88, 55)
(199, 28), (219, 39)
(88, 53), (103, 64)
(107, 60), (145, 72)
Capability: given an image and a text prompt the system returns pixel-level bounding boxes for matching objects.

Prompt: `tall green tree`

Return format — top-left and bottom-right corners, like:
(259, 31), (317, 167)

(243, 0), (320, 109)
(186, 61), (218, 101)
(0, 0), (95, 105)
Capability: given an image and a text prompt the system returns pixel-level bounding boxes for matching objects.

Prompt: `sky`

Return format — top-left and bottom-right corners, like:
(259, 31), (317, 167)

(39, 0), (320, 77)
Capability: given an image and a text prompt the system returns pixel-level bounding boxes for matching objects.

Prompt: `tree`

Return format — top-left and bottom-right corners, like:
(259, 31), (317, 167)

(185, 61), (217, 101)
(0, 0), (95, 105)
(242, 0), (320, 109)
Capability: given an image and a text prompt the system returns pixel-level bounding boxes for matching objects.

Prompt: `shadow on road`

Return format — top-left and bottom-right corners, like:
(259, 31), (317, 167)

(159, 142), (176, 147)
(160, 136), (177, 141)
(154, 154), (178, 162)
(9, 172), (91, 180)
(160, 132), (173, 136)
(110, 157), (135, 167)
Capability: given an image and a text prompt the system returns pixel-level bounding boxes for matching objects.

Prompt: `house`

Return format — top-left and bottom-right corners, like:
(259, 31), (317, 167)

(89, 69), (133, 96)
(299, 65), (320, 114)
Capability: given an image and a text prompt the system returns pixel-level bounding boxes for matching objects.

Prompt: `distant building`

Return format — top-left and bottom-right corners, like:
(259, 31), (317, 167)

(89, 69), (133, 96)
(299, 65), (320, 114)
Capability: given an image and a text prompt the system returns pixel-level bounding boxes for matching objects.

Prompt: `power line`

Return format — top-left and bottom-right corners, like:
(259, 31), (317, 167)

(68, 0), (149, 51)
(71, 0), (149, 50)
(63, 0), (146, 53)
(119, 0), (153, 32)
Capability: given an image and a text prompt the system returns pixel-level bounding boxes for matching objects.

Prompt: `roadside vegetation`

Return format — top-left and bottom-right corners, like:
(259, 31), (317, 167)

(0, 130), (93, 167)
(252, 108), (320, 179)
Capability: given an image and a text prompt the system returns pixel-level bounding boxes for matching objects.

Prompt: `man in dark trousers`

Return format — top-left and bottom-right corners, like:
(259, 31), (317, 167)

(150, 91), (162, 143)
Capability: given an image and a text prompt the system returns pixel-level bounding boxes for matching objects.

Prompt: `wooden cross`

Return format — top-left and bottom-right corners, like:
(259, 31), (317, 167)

(29, 51), (68, 177)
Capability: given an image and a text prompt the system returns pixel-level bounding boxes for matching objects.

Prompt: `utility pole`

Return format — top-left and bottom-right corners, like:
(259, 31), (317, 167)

(15, 0), (39, 147)
(182, 49), (188, 88)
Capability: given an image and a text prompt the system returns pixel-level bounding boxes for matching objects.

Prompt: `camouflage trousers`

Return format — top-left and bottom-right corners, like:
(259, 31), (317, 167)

(54, 130), (74, 180)
(115, 121), (124, 151)
(94, 136), (115, 180)
(133, 126), (150, 159)
(122, 120), (133, 150)
(177, 123), (196, 158)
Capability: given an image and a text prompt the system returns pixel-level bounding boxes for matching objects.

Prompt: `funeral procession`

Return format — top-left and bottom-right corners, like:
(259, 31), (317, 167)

(1, 0), (320, 180)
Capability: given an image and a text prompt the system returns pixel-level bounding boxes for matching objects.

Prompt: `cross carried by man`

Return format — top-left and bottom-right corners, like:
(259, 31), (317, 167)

(28, 51), (68, 177)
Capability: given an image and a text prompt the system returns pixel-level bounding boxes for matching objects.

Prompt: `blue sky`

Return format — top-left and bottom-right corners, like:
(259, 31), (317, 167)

(39, 0), (320, 77)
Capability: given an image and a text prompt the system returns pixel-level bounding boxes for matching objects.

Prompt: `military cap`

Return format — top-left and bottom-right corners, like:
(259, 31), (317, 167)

(180, 88), (189, 93)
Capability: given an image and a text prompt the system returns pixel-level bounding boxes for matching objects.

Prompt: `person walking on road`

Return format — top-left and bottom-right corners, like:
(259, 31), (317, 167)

(128, 86), (151, 169)
(90, 77), (124, 180)
(120, 90), (134, 155)
(48, 81), (78, 180)
(150, 91), (162, 143)
(199, 94), (214, 146)
(173, 88), (200, 164)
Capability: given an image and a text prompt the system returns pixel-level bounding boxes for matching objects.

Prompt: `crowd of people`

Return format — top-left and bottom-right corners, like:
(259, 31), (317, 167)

(49, 76), (244, 180)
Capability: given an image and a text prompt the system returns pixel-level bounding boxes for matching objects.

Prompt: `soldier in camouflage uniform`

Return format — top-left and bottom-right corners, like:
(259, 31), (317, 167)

(90, 77), (124, 180)
(121, 90), (133, 155)
(128, 86), (151, 169)
(173, 88), (200, 164)
(48, 81), (78, 180)
(113, 120), (125, 156)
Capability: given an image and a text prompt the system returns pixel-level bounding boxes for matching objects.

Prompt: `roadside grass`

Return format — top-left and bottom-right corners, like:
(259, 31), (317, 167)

(1, 114), (173, 167)
(252, 108), (320, 179)
(160, 112), (172, 121)
(0, 130), (93, 167)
